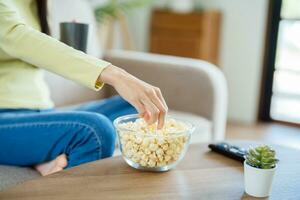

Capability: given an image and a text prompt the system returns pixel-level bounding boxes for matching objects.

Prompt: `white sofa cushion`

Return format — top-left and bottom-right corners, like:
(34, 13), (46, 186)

(169, 110), (212, 143)
(0, 165), (39, 192)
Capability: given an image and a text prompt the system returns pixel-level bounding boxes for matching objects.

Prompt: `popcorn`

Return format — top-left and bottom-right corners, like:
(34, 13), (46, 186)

(118, 118), (189, 168)
(149, 143), (158, 151)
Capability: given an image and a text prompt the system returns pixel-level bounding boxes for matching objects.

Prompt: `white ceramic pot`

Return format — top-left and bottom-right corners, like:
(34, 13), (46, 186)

(244, 161), (276, 197)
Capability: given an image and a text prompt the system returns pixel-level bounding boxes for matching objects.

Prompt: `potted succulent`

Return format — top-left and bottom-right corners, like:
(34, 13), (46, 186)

(94, 0), (152, 50)
(244, 145), (279, 197)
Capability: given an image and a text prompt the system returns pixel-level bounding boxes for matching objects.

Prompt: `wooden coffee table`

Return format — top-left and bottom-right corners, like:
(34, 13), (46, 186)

(1, 141), (299, 200)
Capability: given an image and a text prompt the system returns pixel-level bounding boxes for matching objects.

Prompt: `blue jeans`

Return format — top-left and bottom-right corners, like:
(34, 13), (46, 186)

(0, 96), (136, 168)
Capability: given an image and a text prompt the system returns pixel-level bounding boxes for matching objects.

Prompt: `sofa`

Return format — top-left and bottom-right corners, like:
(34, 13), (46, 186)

(0, 50), (227, 191)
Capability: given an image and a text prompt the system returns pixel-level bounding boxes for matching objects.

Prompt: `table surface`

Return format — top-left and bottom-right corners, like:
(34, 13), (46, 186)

(1, 141), (300, 200)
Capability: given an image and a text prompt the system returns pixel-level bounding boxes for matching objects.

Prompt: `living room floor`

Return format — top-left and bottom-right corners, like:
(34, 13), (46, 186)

(226, 122), (300, 150)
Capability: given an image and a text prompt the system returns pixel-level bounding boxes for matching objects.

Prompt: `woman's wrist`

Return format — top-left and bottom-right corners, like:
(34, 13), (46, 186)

(99, 65), (126, 87)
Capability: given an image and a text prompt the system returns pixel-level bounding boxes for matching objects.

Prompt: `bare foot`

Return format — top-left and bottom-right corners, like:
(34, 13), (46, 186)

(35, 154), (68, 176)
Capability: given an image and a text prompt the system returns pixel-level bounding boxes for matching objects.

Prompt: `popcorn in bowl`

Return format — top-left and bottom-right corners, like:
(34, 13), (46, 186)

(114, 114), (194, 172)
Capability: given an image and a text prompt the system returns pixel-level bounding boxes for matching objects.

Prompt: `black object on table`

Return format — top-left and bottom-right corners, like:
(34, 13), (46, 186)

(208, 142), (247, 162)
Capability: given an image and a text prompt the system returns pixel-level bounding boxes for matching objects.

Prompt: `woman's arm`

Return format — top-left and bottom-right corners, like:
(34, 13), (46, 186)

(0, 0), (167, 127)
(0, 0), (108, 90)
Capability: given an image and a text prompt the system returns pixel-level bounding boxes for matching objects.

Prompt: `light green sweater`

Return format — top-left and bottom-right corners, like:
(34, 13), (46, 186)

(0, 0), (110, 109)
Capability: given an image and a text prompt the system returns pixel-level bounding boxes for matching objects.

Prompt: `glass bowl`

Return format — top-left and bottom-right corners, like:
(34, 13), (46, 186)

(113, 114), (195, 172)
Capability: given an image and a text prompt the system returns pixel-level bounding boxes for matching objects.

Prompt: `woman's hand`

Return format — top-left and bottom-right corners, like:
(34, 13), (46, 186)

(100, 65), (168, 129)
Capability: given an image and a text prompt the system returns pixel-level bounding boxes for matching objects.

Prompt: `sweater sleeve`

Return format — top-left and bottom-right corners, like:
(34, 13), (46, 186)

(0, 0), (110, 91)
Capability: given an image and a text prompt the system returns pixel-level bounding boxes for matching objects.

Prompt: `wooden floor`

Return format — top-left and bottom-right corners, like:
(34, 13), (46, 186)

(226, 122), (300, 150)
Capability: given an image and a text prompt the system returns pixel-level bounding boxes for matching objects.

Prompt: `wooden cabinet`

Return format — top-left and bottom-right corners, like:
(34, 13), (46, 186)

(150, 9), (221, 65)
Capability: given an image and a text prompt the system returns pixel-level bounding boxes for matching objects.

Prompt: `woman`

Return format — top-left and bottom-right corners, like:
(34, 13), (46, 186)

(0, 0), (168, 176)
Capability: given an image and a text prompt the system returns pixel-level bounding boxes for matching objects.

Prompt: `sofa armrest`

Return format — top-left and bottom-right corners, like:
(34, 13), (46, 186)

(103, 50), (227, 141)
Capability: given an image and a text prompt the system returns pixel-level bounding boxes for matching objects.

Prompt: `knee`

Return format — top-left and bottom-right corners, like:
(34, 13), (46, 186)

(81, 113), (116, 158)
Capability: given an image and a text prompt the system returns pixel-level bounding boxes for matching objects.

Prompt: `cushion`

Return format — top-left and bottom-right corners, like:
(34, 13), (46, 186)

(0, 165), (40, 192)
(169, 110), (212, 143)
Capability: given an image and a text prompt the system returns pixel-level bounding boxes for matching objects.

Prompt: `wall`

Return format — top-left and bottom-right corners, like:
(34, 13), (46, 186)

(195, 0), (269, 124)
(125, 0), (270, 124)
(55, 0), (269, 124)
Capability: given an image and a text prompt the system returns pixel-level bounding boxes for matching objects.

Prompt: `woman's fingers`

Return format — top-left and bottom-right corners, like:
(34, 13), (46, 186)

(141, 110), (151, 122)
(155, 87), (168, 111)
(141, 88), (167, 129)
(154, 88), (168, 129)
(132, 100), (146, 118)
(147, 89), (167, 129)
(158, 111), (166, 129)
(136, 101), (151, 122)
(133, 100), (152, 124)
(141, 99), (160, 125)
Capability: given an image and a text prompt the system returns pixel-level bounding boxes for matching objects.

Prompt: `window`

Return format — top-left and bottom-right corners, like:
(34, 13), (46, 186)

(270, 0), (300, 123)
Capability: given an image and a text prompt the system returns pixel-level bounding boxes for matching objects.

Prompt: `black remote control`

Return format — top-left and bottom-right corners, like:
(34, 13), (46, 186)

(208, 142), (246, 162)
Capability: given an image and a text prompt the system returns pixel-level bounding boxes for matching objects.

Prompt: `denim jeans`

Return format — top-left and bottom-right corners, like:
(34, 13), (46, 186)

(0, 96), (136, 168)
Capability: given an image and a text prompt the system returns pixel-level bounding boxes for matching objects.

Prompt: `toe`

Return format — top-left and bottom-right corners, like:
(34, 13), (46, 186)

(56, 154), (68, 169)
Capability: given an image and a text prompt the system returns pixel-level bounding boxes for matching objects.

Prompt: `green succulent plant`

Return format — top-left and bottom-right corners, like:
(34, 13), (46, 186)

(94, 0), (153, 23)
(245, 145), (279, 169)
